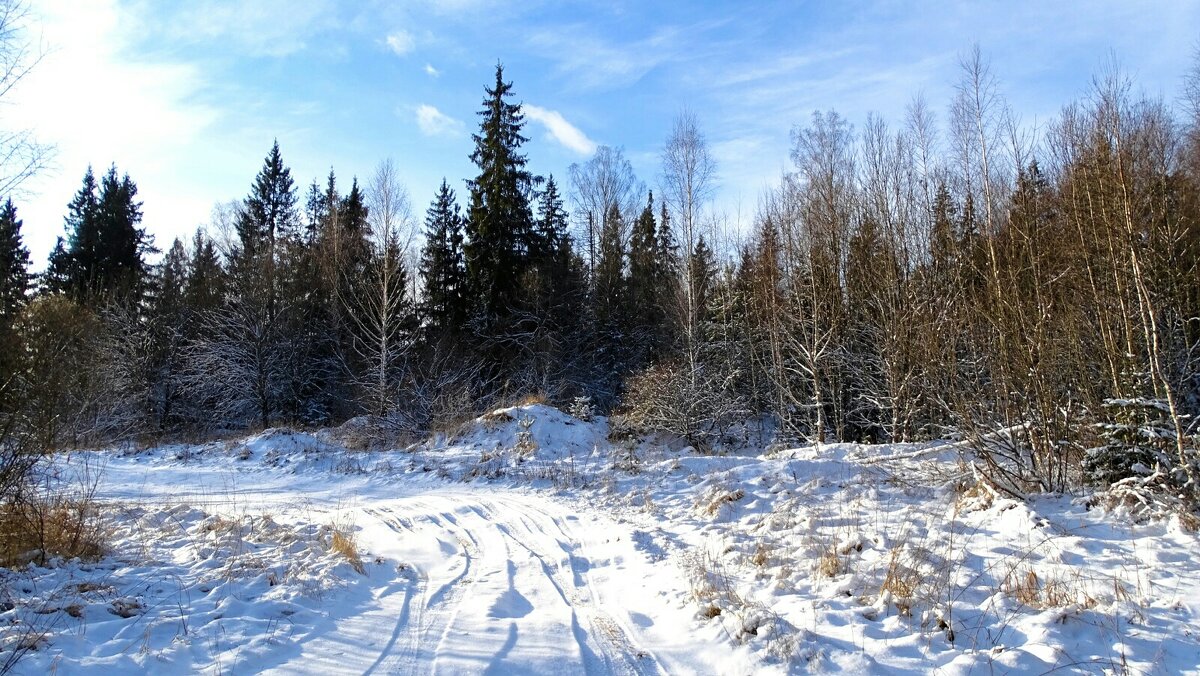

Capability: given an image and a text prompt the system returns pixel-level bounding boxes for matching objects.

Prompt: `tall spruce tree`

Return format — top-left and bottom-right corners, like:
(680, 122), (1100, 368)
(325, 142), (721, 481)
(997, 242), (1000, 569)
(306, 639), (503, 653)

(235, 141), (298, 321)
(237, 140), (298, 263)
(185, 229), (225, 315)
(464, 63), (536, 325)
(628, 191), (663, 362)
(48, 167), (99, 298)
(594, 202), (626, 331)
(534, 174), (576, 321)
(95, 165), (149, 299)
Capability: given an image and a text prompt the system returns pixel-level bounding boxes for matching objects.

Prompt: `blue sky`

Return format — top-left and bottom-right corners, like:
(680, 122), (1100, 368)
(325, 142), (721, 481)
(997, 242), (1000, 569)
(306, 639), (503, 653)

(10, 0), (1200, 266)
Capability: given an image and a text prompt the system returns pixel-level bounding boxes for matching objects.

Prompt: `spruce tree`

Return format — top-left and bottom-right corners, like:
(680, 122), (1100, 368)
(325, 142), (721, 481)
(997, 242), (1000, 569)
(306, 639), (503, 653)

(338, 177), (370, 275)
(0, 198), (30, 327)
(235, 140), (298, 321)
(237, 140), (298, 261)
(95, 165), (149, 298)
(50, 167), (100, 298)
(534, 174), (569, 267)
(0, 198), (29, 410)
(184, 229), (225, 315)
(48, 165), (149, 302)
(420, 179), (468, 338)
(464, 63), (536, 324)
(303, 179), (325, 243)
(628, 191), (662, 361)
(594, 202), (626, 330)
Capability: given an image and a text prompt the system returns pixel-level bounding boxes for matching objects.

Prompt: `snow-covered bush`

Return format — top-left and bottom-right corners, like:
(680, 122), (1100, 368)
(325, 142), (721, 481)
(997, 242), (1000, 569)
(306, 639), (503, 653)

(513, 415), (537, 460)
(1083, 398), (1176, 486)
(620, 360), (748, 449)
(568, 395), (595, 422)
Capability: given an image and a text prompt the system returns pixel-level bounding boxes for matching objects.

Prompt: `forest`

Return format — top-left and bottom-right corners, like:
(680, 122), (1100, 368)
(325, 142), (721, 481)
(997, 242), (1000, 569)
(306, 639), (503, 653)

(1, 50), (1199, 512)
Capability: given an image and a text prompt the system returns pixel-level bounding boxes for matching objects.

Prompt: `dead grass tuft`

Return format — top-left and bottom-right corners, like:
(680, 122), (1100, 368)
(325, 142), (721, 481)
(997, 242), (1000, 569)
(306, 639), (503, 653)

(816, 545), (842, 578)
(513, 392), (548, 407)
(1002, 565), (1096, 610)
(879, 546), (924, 616)
(328, 521), (365, 575)
(698, 486), (746, 517)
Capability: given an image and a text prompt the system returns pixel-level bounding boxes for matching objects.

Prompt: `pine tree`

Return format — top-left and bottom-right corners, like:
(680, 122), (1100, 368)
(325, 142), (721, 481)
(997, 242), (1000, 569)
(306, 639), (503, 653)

(464, 63), (536, 325)
(420, 179), (468, 338)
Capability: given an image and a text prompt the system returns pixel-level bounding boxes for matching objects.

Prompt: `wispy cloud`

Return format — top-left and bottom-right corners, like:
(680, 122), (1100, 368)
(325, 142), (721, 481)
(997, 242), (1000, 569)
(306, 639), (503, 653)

(414, 104), (464, 137)
(144, 0), (338, 57)
(424, 63), (440, 77)
(386, 29), (415, 55)
(523, 105), (596, 155)
(526, 25), (683, 90)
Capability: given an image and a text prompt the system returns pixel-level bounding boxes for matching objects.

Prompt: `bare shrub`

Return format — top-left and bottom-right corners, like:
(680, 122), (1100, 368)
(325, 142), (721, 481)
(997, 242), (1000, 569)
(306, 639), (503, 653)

(0, 456), (108, 568)
(621, 359), (748, 448)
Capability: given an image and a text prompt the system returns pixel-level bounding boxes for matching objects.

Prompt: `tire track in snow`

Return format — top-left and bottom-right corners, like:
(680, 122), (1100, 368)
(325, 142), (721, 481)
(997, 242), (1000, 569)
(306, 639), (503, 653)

(270, 491), (676, 675)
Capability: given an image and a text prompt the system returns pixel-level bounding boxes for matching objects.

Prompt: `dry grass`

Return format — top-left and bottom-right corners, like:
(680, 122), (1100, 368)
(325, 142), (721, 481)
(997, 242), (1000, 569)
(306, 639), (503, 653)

(0, 496), (108, 567)
(879, 546), (925, 616)
(816, 545), (843, 578)
(698, 486), (746, 517)
(750, 540), (775, 568)
(513, 392), (548, 407)
(327, 520), (365, 575)
(1002, 565), (1097, 610)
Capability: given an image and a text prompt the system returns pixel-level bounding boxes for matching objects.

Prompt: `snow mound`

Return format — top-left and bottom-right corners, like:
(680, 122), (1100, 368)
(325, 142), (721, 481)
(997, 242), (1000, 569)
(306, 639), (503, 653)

(437, 403), (608, 463)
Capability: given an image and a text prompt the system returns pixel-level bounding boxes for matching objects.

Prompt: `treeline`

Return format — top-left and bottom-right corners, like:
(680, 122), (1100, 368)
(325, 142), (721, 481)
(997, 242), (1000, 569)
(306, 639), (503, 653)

(1, 56), (1199, 498)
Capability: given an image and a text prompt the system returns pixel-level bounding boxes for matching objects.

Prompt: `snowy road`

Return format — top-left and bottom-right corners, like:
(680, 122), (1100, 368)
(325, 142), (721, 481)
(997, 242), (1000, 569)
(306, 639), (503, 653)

(85, 452), (749, 675)
(274, 492), (670, 675)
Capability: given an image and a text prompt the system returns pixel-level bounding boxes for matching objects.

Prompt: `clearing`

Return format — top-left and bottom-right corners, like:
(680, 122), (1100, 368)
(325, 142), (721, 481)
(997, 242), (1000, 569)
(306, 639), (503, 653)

(3, 404), (1199, 674)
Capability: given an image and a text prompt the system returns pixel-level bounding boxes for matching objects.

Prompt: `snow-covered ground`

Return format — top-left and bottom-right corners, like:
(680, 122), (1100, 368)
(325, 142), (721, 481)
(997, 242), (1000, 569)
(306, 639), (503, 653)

(3, 405), (1199, 674)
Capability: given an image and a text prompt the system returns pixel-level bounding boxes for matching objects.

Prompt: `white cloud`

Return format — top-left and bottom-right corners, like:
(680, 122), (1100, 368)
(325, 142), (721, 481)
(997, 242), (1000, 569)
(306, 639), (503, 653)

(386, 29), (415, 55)
(424, 63), (440, 77)
(414, 104), (464, 137)
(10, 0), (222, 265)
(523, 105), (596, 155)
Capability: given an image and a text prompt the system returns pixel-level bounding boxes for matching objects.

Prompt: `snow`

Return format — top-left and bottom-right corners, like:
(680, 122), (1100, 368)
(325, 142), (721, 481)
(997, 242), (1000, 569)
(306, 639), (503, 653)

(3, 406), (1199, 674)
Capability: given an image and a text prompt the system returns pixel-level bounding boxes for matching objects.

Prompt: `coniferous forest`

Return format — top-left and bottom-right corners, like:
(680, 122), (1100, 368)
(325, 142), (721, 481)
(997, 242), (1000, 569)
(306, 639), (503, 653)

(2, 53), (1199, 507)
